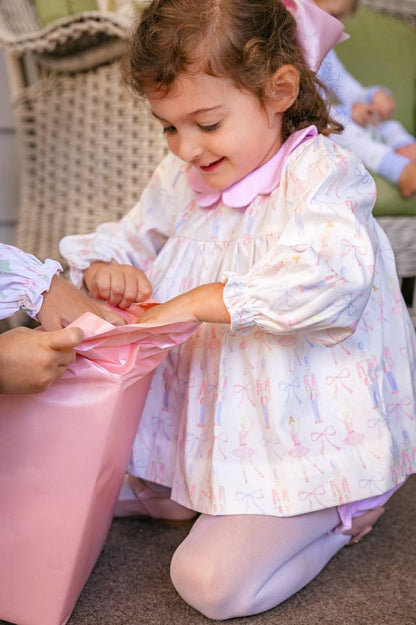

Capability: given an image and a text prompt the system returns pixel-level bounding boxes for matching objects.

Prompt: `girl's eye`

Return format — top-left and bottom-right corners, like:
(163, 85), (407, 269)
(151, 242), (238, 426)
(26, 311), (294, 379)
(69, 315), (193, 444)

(162, 125), (177, 135)
(199, 122), (220, 132)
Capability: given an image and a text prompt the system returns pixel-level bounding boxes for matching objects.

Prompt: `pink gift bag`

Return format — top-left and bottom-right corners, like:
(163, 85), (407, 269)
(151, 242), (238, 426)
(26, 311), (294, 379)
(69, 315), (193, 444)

(0, 308), (198, 625)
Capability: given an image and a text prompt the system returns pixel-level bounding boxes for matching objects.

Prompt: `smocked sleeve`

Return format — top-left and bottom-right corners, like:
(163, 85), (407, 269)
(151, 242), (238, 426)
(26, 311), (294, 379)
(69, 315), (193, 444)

(59, 153), (192, 288)
(0, 244), (62, 319)
(222, 137), (378, 346)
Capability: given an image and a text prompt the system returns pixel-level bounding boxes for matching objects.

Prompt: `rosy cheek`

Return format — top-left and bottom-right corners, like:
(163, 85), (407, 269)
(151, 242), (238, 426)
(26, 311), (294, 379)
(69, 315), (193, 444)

(165, 135), (178, 153)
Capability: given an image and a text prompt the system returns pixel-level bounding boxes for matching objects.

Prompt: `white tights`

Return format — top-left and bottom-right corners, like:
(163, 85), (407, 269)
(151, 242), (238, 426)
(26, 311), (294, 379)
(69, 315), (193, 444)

(170, 508), (349, 620)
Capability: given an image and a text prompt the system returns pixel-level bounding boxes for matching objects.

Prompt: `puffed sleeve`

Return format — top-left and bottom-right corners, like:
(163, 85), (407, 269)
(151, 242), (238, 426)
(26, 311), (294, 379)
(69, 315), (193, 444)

(222, 136), (378, 346)
(60, 153), (192, 287)
(0, 244), (62, 319)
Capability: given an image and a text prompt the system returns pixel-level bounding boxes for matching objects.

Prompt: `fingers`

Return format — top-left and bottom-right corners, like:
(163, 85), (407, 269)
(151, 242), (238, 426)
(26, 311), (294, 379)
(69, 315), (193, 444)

(93, 302), (126, 326)
(365, 110), (377, 125)
(117, 272), (152, 309)
(42, 328), (82, 378)
(106, 271), (134, 307)
(84, 263), (152, 309)
(359, 106), (377, 126)
(352, 103), (377, 127)
(372, 91), (396, 120)
(83, 262), (111, 301)
(0, 327), (83, 394)
(46, 326), (84, 352)
(105, 268), (152, 308)
(377, 105), (394, 121)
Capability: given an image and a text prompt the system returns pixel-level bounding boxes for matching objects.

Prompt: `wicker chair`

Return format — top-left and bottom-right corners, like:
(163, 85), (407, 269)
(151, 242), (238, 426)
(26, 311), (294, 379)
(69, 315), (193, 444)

(0, 0), (167, 265)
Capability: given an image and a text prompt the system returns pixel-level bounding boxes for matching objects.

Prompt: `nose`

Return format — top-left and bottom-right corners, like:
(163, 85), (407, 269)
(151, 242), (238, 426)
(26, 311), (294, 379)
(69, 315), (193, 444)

(170, 130), (203, 163)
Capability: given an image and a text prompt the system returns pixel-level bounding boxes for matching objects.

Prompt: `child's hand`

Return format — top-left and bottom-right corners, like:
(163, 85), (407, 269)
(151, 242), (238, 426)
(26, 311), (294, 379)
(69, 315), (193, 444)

(138, 297), (198, 325)
(138, 283), (231, 325)
(371, 90), (396, 121)
(0, 325), (83, 394)
(351, 103), (378, 127)
(83, 262), (152, 309)
(38, 275), (126, 330)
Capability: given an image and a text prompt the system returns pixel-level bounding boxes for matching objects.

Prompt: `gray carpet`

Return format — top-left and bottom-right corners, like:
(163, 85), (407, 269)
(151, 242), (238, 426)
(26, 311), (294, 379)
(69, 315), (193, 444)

(7, 478), (412, 625)
(67, 478), (416, 625)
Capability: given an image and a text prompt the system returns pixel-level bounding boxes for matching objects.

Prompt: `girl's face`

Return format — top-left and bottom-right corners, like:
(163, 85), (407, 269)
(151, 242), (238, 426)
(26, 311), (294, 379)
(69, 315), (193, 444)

(148, 73), (284, 190)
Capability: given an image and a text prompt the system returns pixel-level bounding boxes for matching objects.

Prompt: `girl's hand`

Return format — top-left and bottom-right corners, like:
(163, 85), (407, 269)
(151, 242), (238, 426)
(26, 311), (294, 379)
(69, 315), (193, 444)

(138, 283), (231, 325)
(371, 90), (396, 121)
(351, 103), (378, 127)
(83, 262), (152, 309)
(0, 325), (84, 394)
(39, 275), (126, 330)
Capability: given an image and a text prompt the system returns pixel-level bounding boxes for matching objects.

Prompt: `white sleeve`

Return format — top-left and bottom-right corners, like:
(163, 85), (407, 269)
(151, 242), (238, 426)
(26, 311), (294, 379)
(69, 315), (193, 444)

(60, 153), (191, 287)
(0, 244), (62, 319)
(222, 137), (377, 346)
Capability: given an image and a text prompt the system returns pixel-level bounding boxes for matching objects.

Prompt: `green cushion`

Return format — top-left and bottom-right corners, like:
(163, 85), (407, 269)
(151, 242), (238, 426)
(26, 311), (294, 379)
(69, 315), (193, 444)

(338, 6), (416, 133)
(371, 175), (416, 217)
(34, 0), (98, 27)
(336, 7), (416, 216)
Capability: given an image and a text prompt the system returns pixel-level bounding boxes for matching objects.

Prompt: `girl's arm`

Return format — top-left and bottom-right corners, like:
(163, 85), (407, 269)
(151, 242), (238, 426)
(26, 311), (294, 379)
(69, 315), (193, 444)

(138, 282), (230, 325)
(140, 140), (379, 343)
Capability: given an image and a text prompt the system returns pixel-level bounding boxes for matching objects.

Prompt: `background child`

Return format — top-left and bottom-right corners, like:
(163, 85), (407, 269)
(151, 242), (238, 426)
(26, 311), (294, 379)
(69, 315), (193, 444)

(315, 0), (416, 197)
(0, 244), (124, 394)
(60, 0), (416, 619)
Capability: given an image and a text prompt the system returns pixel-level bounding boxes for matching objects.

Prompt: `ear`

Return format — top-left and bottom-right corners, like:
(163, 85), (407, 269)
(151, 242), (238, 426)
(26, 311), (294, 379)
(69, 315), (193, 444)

(267, 65), (300, 113)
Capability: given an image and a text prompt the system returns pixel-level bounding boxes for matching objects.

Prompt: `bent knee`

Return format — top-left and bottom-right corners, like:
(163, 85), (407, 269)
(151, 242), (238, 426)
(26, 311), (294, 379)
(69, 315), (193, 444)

(170, 545), (249, 620)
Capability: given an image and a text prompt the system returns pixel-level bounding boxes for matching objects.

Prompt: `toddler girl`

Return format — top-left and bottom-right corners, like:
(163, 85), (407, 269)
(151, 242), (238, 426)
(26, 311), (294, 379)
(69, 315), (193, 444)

(60, 0), (416, 619)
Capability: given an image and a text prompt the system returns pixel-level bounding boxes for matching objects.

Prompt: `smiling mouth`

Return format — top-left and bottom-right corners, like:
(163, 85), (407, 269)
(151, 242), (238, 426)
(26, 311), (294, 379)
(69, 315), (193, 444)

(200, 157), (225, 172)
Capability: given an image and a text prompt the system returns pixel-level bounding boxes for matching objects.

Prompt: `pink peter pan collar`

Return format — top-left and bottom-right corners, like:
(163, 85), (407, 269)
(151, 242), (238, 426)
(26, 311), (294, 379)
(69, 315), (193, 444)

(187, 125), (318, 209)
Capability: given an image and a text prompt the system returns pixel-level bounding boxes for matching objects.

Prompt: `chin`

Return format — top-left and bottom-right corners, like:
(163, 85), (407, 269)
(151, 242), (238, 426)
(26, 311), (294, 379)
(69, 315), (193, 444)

(202, 171), (242, 191)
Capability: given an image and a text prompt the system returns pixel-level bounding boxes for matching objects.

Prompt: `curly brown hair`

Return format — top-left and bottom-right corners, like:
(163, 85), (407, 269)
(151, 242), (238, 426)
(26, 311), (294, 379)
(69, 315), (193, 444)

(126, 0), (342, 140)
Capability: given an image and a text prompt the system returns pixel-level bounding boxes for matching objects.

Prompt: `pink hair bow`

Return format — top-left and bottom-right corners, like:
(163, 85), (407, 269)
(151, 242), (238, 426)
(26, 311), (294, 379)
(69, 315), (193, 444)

(282, 0), (348, 71)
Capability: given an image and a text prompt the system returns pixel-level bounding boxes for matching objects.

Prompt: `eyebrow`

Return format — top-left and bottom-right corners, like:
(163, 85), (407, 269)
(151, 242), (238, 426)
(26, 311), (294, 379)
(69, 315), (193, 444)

(151, 105), (225, 123)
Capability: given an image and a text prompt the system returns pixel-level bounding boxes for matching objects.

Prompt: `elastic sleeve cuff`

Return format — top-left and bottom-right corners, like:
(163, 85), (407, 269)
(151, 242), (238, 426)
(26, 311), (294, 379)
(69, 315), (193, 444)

(26, 258), (63, 318)
(222, 272), (255, 333)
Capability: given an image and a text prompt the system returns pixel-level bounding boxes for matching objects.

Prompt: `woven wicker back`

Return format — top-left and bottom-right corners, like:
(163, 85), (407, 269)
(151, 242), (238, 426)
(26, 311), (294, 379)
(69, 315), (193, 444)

(0, 0), (169, 264)
(13, 61), (167, 263)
